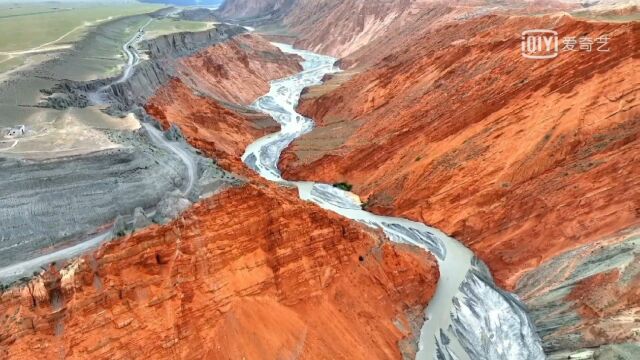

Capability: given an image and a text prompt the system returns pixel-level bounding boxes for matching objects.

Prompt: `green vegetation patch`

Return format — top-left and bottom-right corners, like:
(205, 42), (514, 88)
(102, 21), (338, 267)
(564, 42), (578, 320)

(333, 182), (353, 192)
(0, 3), (163, 52)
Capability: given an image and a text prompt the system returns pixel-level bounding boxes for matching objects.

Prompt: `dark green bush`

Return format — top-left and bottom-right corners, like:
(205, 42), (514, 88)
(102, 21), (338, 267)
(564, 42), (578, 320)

(333, 182), (353, 192)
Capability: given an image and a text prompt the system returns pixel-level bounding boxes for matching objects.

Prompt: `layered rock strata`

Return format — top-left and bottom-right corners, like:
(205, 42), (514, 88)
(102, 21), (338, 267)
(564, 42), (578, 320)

(516, 228), (640, 358)
(0, 23), (302, 283)
(0, 171), (439, 360)
(0, 11), (441, 359)
(42, 24), (247, 114)
(281, 15), (640, 288)
(273, 11), (640, 358)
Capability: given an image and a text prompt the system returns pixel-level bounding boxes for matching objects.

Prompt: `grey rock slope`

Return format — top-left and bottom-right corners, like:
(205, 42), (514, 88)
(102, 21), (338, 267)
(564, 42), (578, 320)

(42, 24), (246, 115)
(0, 131), (180, 266)
(179, 8), (219, 22)
(516, 229), (640, 359)
(0, 123), (240, 280)
(0, 16), (248, 283)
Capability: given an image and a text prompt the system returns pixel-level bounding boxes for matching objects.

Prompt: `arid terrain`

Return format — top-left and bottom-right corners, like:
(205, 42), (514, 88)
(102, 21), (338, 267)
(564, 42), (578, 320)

(0, 0), (638, 359)
(222, 0), (640, 357)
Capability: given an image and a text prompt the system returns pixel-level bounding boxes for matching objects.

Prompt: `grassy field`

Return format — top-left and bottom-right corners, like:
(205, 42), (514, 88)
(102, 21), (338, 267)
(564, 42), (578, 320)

(47, 15), (156, 81)
(572, 10), (640, 23)
(0, 2), (163, 52)
(0, 55), (24, 74)
(145, 18), (216, 39)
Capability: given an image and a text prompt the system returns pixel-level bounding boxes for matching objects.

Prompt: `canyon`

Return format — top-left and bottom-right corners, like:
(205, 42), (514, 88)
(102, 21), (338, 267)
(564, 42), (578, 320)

(220, 0), (640, 358)
(0, 0), (638, 359)
(0, 7), (439, 359)
(281, 14), (640, 289)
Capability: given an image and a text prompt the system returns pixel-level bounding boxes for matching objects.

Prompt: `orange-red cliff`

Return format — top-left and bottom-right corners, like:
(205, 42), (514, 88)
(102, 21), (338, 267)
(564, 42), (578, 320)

(0, 185), (438, 359)
(175, 34), (302, 105)
(220, 1), (640, 355)
(146, 33), (301, 173)
(0, 30), (440, 360)
(216, 0), (579, 66)
(280, 15), (640, 289)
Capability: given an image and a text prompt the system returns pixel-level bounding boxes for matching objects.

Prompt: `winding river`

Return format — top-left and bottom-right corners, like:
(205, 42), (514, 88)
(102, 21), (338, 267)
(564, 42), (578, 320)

(243, 44), (546, 360)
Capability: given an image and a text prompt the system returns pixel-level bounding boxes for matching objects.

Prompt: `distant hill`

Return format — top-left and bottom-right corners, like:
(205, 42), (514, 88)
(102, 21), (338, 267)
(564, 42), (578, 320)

(139, 0), (223, 6)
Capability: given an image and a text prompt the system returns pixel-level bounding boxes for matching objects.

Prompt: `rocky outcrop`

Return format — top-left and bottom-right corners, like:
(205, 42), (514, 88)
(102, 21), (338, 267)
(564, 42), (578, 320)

(218, 0), (455, 61)
(41, 28), (301, 116)
(0, 28), (300, 283)
(143, 25), (245, 59)
(217, 0), (294, 20)
(178, 8), (219, 22)
(176, 34), (303, 105)
(516, 228), (640, 358)
(40, 24), (247, 115)
(281, 15), (640, 287)
(143, 34), (303, 173)
(216, 0), (583, 65)
(0, 183), (439, 360)
(0, 128), (235, 278)
(146, 78), (279, 173)
(0, 17), (442, 359)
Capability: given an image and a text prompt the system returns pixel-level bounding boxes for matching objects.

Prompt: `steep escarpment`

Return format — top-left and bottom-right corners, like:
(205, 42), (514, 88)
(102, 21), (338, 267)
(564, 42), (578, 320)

(0, 183), (439, 360)
(0, 138), (198, 270)
(146, 78), (277, 173)
(516, 228), (640, 356)
(42, 24), (248, 114)
(278, 13), (640, 356)
(217, 0), (293, 20)
(145, 34), (303, 173)
(44, 30), (301, 114)
(218, 0), (456, 62)
(0, 19), (442, 359)
(0, 26), (303, 282)
(216, 0), (583, 67)
(176, 34), (303, 105)
(282, 15), (640, 287)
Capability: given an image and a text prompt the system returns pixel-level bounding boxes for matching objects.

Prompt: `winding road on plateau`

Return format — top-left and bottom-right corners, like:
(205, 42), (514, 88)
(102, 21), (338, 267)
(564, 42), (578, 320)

(0, 15), (196, 283)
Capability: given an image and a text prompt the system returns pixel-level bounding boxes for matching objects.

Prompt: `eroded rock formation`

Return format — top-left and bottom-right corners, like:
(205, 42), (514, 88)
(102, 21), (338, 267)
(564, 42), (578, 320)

(216, 0), (582, 65)
(281, 15), (640, 288)
(516, 228), (640, 355)
(268, 8), (640, 358)
(0, 184), (438, 359)
(146, 78), (278, 173)
(0, 28), (302, 279)
(0, 21), (440, 360)
(176, 34), (303, 105)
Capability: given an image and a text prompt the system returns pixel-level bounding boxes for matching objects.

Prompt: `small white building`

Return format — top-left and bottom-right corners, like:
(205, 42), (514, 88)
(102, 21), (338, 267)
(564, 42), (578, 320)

(5, 125), (26, 138)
